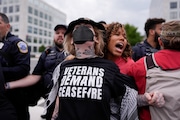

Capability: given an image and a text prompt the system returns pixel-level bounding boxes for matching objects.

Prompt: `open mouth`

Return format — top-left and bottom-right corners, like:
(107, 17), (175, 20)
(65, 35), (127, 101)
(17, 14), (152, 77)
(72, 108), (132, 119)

(115, 43), (124, 49)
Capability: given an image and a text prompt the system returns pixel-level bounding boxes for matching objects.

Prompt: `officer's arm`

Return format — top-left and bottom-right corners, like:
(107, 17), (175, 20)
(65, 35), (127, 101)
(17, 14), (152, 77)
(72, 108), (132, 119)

(6, 74), (41, 89)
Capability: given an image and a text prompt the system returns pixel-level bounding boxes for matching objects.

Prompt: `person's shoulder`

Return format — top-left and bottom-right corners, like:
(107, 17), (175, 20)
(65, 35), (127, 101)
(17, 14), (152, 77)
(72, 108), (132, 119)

(133, 42), (144, 49)
(7, 34), (27, 45)
(94, 57), (115, 64)
(97, 58), (119, 68)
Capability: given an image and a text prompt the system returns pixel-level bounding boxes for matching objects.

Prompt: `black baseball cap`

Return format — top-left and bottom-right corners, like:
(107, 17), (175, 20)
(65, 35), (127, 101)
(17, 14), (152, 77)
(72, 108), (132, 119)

(65, 18), (105, 35)
(54, 24), (67, 31)
(73, 25), (94, 44)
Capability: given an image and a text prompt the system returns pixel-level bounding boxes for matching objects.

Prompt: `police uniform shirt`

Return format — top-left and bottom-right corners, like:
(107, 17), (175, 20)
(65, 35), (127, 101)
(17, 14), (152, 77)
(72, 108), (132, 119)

(32, 46), (66, 76)
(57, 57), (134, 120)
(0, 32), (30, 81)
(132, 39), (159, 62)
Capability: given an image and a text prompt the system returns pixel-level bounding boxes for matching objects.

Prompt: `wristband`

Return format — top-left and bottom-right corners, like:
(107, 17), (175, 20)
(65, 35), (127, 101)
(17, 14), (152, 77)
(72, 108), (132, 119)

(5, 82), (10, 89)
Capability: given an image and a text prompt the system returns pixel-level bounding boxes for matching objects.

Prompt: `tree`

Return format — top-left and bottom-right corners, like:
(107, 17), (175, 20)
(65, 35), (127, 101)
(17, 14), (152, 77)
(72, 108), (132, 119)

(124, 23), (144, 46)
(39, 45), (46, 52)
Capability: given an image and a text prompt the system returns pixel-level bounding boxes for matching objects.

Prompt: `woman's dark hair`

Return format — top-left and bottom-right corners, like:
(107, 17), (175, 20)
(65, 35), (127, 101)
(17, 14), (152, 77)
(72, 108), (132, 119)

(105, 22), (132, 60)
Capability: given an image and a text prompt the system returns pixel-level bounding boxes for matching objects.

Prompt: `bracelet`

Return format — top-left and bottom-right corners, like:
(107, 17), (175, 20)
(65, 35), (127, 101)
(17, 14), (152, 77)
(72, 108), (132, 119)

(5, 82), (10, 89)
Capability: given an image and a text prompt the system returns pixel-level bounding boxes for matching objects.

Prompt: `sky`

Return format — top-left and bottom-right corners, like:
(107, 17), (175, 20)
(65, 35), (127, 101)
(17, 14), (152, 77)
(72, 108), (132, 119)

(43, 0), (151, 35)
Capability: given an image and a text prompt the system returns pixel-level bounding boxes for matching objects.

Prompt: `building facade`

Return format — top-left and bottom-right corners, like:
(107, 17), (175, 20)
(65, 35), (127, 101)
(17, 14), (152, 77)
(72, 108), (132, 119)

(0, 0), (66, 56)
(150, 0), (180, 21)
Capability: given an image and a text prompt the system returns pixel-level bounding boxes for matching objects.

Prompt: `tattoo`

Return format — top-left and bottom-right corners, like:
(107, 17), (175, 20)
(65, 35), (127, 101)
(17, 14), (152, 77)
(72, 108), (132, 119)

(75, 46), (96, 58)
(75, 48), (82, 57)
(83, 46), (94, 55)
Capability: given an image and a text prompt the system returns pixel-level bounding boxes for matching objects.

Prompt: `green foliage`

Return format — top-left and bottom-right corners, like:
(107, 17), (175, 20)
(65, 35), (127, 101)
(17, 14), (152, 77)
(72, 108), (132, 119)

(124, 23), (144, 46)
(39, 45), (46, 52)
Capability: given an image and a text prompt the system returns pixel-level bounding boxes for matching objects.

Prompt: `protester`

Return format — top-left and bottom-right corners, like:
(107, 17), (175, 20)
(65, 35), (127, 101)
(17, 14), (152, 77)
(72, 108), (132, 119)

(105, 22), (137, 120)
(127, 20), (180, 120)
(0, 62), (17, 120)
(105, 22), (134, 74)
(0, 13), (30, 120)
(5, 24), (68, 120)
(132, 18), (165, 61)
(105, 22), (164, 120)
(44, 18), (138, 120)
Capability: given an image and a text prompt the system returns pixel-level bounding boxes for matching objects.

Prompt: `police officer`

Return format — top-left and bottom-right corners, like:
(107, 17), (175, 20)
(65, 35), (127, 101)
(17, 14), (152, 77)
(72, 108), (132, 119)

(5, 24), (68, 120)
(36, 24), (68, 119)
(132, 18), (165, 61)
(0, 13), (30, 120)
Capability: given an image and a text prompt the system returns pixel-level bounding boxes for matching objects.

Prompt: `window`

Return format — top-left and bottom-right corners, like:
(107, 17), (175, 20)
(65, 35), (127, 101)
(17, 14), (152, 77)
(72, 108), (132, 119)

(34, 18), (38, 25)
(40, 11), (43, 18)
(9, 6), (13, 13)
(170, 11), (177, 19)
(14, 25), (19, 32)
(28, 26), (32, 33)
(44, 39), (47, 44)
(44, 22), (47, 28)
(39, 20), (43, 26)
(9, 16), (13, 22)
(15, 15), (19, 22)
(34, 37), (37, 43)
(44, 13), (47, 20)
(170, 2), (177, 9)
(44, 30), (47, 36)
(48, 40), (51, 45)
(49, 24), (51, 29)
(33, 46), (37, 52)
(26, 35), (32, 43)
(39, 38), (42, 43)
(28, 6), (33, 14)
(48, 31), (51, 37)
(28, 16), (32, 23)
(3, 7), (7, 13)
(49, 15), (52, 21)
(15, 5), (20, 12)
(34, 28), (38, 34)
(34, 9), (38, 16)
(39, 29), (42, 35)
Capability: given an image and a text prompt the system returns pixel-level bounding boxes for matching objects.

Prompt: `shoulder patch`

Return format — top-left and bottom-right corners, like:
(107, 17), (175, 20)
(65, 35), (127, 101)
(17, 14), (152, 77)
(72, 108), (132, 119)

(17, 41), (28, 53)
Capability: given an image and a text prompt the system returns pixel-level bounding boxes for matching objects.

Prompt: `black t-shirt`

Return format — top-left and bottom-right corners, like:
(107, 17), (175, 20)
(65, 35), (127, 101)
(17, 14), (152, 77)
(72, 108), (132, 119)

(57, 57), (135, 120)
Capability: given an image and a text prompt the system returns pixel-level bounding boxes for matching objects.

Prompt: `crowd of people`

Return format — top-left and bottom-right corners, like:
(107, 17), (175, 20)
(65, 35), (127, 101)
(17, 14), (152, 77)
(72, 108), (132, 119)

(1, 12), (180, 120)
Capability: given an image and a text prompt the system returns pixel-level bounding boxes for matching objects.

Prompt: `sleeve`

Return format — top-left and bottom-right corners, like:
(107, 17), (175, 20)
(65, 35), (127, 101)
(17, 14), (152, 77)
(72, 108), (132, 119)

(3, 40), (30, 81)
(32, 52), (46, 75)
(0, 62), (5, 92)
(43, 63), (61, 115)
(110, 72), (127, 97)
(108, 62), (137, 98)
(132, 45), (139, 62)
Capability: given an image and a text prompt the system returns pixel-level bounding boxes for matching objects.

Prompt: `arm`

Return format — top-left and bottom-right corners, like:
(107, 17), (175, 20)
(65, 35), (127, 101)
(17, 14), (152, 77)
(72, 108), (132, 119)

(51, 97), (59, 120)
(6, 74), (41, 89)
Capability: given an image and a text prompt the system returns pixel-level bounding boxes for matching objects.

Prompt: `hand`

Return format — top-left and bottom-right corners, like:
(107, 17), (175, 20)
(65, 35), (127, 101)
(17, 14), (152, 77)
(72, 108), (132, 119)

(144, 91), (165, 107)
(51, 113), (58, 120)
